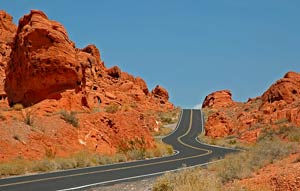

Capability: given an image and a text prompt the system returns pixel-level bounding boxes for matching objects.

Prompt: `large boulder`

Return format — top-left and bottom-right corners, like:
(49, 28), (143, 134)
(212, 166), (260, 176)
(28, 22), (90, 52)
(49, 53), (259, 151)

(202, 90), (235, 109)
(107, 66), (121, 78)
(151, 85), (169, 100)
(262, 71), (300, 104)
(4, 10), (102, 107)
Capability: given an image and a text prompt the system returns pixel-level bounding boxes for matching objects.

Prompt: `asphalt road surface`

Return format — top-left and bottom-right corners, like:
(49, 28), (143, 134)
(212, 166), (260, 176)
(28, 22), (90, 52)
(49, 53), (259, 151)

(0, 109), (237, 191)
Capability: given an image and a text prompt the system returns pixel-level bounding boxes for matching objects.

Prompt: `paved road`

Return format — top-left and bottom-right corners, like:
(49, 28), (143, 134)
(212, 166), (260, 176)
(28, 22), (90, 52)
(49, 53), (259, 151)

(0, 109), (237, 191)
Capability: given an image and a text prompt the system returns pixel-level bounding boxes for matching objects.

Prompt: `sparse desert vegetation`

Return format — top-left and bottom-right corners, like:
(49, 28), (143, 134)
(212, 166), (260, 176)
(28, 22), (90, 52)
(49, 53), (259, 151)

(153, 125), (300, 191)
(0, 140), (173, 177)
(158, 107), (181, 125)
(59, 110), (79, 128)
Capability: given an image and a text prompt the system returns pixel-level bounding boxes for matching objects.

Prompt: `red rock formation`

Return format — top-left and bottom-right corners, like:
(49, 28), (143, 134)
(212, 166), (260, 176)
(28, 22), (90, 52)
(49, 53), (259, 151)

(262, 71), (300, 104)
(0, 10), (174, 162)
(107, 66), (121, 78)
(135, 77), (149, 95)
(5, 10), (84, 107)
(0, 11), (17, 95)
(202, 90), (235, 109)
(152, 85), (169, 100)
(203, 72), (300, 141)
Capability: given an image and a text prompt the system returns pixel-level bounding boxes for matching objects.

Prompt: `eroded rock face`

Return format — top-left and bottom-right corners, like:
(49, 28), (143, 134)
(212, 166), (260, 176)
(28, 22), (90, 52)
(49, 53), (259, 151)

(4, 10), (104, 107)
(202, 90), (235, 109)
(152, 85), (169, 100)
(107, 66), (121, 78)
(202, 72), (300, 142)
(0, 11), (17, 94)
(262, 71), (300, 104)
(5, 10), (82, 106)
(0, 10), (174, 161)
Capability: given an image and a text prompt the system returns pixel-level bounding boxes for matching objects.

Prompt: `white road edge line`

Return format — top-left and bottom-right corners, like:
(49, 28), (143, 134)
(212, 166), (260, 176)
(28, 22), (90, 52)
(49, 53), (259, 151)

(56, 159), (224, 191)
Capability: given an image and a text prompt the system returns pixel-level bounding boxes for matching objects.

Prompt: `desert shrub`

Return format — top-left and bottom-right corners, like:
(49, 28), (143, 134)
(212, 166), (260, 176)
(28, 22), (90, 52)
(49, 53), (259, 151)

(153, 168), (222, 191)
(32, 159), (57, 172)
(60, 110), (79, 127)
(12, 103), (24, 111)
(0, 160), (27, 176)
(198, 133), (247, 149)
(55, 158), (77, 170)
(158, 107), (181, 125)
(105, 104), (119, 113)
(72, 150), (97, 168)
(22, 109), (35, 126)
(209, 138), (297, 183)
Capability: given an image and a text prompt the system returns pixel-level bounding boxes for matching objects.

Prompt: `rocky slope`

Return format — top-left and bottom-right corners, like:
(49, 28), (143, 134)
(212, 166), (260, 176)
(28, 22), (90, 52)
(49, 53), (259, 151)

(202, 71), (300, 142)
(0, 10), (173, 161)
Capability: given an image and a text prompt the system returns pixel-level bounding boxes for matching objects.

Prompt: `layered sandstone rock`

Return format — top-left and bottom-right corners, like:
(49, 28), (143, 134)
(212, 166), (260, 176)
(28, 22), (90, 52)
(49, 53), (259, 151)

(203, 72), (300, 141)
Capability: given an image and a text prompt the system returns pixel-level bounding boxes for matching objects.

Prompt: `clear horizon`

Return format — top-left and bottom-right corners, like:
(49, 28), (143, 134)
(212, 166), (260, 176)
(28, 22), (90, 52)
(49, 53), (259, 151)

(2, 1), (300, 108)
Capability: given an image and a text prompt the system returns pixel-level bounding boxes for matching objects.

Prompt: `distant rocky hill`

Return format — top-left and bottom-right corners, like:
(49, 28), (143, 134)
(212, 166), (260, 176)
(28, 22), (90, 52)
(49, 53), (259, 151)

(202, 71), (300, 142)
(0, 10), (173, 161)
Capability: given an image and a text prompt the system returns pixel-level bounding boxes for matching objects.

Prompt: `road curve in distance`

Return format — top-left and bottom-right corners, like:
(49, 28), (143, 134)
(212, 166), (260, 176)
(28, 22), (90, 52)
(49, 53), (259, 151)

(0, 109), (237, 191)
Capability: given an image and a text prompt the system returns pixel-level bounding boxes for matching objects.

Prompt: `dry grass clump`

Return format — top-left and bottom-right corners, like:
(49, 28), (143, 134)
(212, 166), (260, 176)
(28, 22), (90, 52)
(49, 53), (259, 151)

(105, 104), (119, 113)
(59, 110), (79, 127)
(118, 138), (174, 160)
(158, 107), (181, 125)
(153, 167), (222, 191)
(0, 159), (28, 176)
(198, 133), (248, 149)
(0, 140), (173, 177)
(12, 103), (24, 111)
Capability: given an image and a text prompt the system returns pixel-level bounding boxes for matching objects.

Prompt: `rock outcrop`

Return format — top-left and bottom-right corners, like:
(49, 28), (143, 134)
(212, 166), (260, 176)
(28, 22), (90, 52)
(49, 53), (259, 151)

(5, 10), (84, 106)
(0, 11), (17, 95)
(203, 71), (300, 142)
(0, 10), (174, 162)
(202, 90), (235, 109)
(262, 71), (300, 104)
(152, 85), (169, 100)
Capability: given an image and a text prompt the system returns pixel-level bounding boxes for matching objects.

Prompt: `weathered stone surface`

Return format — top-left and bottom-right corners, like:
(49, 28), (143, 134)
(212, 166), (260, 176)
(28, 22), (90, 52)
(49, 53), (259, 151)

(0, 11), (17, 95)
(0, 10), (174, 162)
(5, 10), (83, 107)
(151, 85), (169, 100)
(107, 66), (121, 78)
(202, 90), (235, 109)
(262, 71), (300, 104)
(203, 72), (300, 142)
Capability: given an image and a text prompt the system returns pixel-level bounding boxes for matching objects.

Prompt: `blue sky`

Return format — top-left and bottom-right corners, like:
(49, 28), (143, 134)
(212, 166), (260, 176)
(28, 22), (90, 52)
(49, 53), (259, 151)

(2, 1), (300, 108)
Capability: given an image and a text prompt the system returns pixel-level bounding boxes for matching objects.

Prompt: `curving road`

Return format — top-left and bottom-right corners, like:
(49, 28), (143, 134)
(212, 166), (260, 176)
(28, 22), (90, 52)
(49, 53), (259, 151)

(0, 109), (237, 191)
